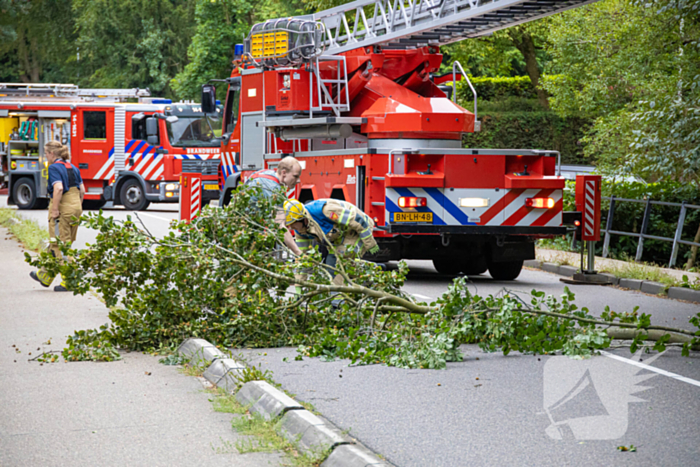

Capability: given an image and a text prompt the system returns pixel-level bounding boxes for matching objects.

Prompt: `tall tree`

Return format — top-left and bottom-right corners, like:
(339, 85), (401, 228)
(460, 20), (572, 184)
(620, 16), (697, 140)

(543, 0), (700, 185)
(444, 22), (552, 108)
(72, 0), (196, 97)
(0, 0), (76, 83)
(172, 0), (306, 100)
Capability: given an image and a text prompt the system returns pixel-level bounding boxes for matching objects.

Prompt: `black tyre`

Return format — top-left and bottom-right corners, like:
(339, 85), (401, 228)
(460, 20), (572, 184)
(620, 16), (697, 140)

(83, 199), (107, 210)
(432, 258), (461, 275)
(12, 177), (39, 209)
(120, 179), (150, 211)
(462, 256), (488, 276)
(488, 260), (524, 281)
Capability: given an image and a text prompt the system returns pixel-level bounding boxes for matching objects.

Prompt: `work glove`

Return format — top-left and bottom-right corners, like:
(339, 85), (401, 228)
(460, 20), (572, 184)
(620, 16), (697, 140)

(369, 245), (380, 255)
(295, 286), (303, 296)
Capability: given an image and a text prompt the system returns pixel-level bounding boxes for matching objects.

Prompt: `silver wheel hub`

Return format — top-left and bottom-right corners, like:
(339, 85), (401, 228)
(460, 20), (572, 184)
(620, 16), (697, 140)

(17, 185), (31, 204)
(126, 185), (142, 204)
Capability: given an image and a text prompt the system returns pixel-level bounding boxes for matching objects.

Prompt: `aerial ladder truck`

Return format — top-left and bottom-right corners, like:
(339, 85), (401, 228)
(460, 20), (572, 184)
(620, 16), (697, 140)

(212, 0), (594, 280)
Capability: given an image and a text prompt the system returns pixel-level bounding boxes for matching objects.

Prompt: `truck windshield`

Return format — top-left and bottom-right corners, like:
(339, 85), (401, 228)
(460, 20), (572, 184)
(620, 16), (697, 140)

(166, 115), (222, 147)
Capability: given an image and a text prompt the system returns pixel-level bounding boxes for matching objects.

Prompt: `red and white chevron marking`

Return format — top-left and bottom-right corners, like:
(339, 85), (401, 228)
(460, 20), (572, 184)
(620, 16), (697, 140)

(583, 180), (596, 237)
(129, 154), (164, 181)
(190, 177), (201, 219)
(479, 188), (563, 227)
(94, 158), (114, 180)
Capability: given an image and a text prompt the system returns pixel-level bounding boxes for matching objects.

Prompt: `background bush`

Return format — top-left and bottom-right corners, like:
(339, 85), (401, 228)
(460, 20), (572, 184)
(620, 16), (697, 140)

(456, 76), (592, 164)
(558, 180), (700, 267)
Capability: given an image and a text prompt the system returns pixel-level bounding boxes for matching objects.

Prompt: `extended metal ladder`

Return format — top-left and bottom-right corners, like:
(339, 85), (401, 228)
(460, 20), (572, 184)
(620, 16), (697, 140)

(313, 0), (597, 54)
(0, 83), (150, 102)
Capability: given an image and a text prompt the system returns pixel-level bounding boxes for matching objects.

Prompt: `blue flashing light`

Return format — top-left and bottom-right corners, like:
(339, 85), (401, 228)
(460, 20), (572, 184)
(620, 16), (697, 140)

(216, 100), (221, 105)
(234, 44), (244, 58)
(152, 99), (172, 104)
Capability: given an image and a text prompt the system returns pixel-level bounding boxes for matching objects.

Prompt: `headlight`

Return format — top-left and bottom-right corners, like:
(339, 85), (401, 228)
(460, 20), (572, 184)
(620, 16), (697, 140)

(165, 183), (179, 191)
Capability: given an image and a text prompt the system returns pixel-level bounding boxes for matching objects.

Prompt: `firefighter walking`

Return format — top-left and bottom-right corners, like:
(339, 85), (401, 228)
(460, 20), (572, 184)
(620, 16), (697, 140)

(242, 157), (303, 255)
(30, 142), (85, 291)
(283, 198), (379, 284)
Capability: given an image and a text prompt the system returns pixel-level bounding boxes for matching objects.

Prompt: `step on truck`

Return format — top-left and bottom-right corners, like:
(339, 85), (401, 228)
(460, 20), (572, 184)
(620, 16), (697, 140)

(213, 0), (592, 280)
(0, 83), (222, 210)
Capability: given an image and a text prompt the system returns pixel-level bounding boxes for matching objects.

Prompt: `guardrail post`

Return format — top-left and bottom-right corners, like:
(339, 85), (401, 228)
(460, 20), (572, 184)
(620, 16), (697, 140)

(635, 197), (652, 262)
(669, 202), (687, 268)
(602, 195), (615, 258)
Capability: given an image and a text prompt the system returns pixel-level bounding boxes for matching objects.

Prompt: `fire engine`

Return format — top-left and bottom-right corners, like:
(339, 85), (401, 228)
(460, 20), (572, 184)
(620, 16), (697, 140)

(0, 83), (221, 211)
(206, 0), (592, 280)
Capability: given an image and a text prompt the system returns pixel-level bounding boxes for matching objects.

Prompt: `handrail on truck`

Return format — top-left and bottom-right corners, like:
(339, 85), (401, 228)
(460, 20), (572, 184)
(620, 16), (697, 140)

(452, 61), (476, 122)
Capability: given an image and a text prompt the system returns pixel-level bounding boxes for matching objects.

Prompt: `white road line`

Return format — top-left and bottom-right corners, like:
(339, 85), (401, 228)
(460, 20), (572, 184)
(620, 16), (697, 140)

(136, 212), (173, 222)
(601, 351), (700, 388)
(413, 293), (433, 300)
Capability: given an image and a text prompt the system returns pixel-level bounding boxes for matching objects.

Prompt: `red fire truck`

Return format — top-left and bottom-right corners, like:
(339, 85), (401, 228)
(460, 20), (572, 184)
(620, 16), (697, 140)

(0, 84), (221, 210)
(211, 0), (590, 280)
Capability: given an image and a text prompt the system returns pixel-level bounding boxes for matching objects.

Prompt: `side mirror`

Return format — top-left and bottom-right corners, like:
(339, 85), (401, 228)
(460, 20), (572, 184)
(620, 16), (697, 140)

(146, 117), (158, 136)
(147, 135), (159, 146)
(202, 84), (216, 114)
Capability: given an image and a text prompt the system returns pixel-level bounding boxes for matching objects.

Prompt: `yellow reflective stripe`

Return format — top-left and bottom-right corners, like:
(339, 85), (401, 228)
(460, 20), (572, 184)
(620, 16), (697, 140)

(359, 228), (372, 239)
(339, 209), (351, 225)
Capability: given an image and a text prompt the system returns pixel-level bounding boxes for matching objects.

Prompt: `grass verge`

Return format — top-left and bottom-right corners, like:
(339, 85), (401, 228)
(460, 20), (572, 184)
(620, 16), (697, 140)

(209, 387), (329, 467)
(0, 208), (48, 251)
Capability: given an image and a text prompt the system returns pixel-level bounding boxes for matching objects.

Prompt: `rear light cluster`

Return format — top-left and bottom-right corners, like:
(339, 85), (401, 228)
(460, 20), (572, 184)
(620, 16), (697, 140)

(398, 196), (427, 208)
(525, 197), (555, 209)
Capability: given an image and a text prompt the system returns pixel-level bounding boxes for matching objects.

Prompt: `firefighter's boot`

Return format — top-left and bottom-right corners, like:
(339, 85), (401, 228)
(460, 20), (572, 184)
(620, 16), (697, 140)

(54, 281), (69, 292)
(30, 270), (54, 288)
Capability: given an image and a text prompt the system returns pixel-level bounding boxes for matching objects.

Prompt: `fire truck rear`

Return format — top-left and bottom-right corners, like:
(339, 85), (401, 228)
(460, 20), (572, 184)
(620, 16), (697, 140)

(0, 84), (221, 210)
(213, 0), (590, 280)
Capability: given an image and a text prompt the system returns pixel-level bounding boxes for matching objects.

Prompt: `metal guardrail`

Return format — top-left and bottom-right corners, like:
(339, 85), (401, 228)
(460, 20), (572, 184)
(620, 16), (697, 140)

(600, 196), (700, 268)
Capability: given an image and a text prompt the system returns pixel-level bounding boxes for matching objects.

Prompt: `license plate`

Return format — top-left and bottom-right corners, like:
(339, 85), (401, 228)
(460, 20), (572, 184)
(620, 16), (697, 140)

(203, 184), (219, 191)
(393, 212), (433, 223)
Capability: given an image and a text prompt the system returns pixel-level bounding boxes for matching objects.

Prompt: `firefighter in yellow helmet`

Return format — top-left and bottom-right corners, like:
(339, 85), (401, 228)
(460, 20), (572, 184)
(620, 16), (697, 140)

(283, 198), (379, 284)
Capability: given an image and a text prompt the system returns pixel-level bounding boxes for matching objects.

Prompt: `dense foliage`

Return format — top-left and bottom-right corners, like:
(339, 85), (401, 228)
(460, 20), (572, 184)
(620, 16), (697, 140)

(26, 189), (699, 366)
(554, 180), (700, 268)
(544, 0), (700, 185)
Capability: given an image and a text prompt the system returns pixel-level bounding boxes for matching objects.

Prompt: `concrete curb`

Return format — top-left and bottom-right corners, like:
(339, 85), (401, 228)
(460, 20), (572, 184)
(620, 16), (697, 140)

(526, 261), (700, 303)
(177, 338), (225, 366)
(236, 380), (304, 420)
(278, 409), (352, 453)
(177, 338), (392, 466)
(202, 358), (246, 392)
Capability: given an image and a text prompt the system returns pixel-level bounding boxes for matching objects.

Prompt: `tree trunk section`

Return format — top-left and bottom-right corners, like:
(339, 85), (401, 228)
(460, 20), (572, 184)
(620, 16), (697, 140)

(685, 222), (700, 269)
(509, 28), (549, 110)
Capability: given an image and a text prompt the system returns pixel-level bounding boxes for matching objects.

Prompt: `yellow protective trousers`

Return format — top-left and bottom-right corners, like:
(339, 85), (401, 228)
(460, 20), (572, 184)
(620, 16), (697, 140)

(37, 187), (82, 286)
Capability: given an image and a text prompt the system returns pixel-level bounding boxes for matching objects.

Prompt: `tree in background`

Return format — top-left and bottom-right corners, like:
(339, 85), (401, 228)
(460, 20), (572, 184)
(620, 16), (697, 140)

(543, 0), (699, 185)
(172, 0), (306, 100)
(445, 22), (552, 109)
(72, 0), (196, 98)
(0, 0), (76, 83)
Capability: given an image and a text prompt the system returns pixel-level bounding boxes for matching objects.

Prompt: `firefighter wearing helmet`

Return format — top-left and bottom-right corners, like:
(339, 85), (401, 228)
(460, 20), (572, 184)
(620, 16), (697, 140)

(283, 198), (380, 284)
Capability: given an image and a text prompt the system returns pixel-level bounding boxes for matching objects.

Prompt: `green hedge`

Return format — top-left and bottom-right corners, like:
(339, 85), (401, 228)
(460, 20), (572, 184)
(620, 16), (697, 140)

(560, 180), (700, 268)
(461, 111), (591, 165)
(457, 75), (537, 101)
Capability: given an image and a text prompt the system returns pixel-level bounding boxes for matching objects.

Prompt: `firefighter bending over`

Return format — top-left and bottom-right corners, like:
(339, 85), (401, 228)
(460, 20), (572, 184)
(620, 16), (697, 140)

(242, 157), (303, 255)
(30, 141), (85, 292)
(283, 198), (380, 284)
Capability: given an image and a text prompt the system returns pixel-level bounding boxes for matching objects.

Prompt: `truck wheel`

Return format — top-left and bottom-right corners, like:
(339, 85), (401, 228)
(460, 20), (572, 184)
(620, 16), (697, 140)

(432, 258), (461, 275)
(488, 260), (524, 281)
(463, 256), (488, 276)
(120, 179), (150, 211)
(12, 178), (38, 209)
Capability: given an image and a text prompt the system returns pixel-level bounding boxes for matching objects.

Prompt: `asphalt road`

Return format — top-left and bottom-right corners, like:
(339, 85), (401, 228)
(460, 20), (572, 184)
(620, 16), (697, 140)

(4, 196), (699, 466)
(236, 265), (700, 467)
